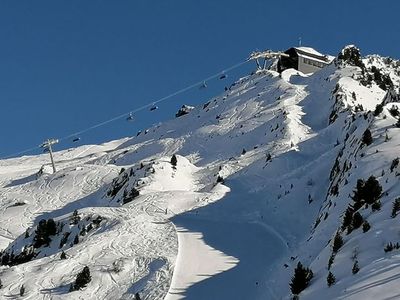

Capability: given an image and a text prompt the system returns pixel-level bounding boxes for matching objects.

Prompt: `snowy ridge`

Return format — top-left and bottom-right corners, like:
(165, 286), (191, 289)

(0, 46), (400, 299)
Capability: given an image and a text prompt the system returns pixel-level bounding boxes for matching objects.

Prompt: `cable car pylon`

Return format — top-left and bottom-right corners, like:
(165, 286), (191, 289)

(248, 50), (289, 71)
(40, 138), (59, 173)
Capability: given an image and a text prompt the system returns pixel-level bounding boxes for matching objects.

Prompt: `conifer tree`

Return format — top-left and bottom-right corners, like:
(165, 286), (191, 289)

(71, 210), (81, 225)
(216, 176), (224, 184)
(362, 129), (373, 146)
(327, 253), (335, 270)
(71, 266), (91, 291)
(362, 221), (371, 232)
(332, 232), (344, 253)
(33, 219), (57, 248)
(371, 200), (382, 211)
(390, 158), (399, 172)
(122, 187), (140, 204)
(327, 271), (336, 287)
(389, 105), (399, 117)
(135, 292), (142, 300)
(170, 154), (177, 167)
(338, 46), (364, 69)
(363, 176), (382, 205)
(59, 232), (71, 249)
(351, 212), (363, 230)
(385, 132), (390, 142)
(352, 176), (382, 209)
(352, 260), (360, 274)
(20, 285), (25, 296)
(391, 198), (400, 218)
(266, 153), (272, 162)
(373, 103), (383, 116)
(80, 226), (87, 236)
(341, 206), (354, 231)
(289, 262), (313, 295)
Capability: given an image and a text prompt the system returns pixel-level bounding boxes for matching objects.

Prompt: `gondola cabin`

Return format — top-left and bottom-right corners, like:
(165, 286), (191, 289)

(278, 47), (334, 74)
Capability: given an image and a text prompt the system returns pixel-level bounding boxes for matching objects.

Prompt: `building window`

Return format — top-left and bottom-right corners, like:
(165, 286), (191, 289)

(303, 57), (324, 68)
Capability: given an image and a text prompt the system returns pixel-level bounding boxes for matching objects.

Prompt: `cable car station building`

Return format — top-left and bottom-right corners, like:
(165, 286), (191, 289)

(277, 47), (334, 74)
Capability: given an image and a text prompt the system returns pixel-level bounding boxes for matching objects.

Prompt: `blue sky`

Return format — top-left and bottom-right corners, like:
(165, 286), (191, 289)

(1, 0), (399, 157)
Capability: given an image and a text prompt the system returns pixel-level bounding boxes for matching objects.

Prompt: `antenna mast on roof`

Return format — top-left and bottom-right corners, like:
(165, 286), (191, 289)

(298, 37), (302, 47)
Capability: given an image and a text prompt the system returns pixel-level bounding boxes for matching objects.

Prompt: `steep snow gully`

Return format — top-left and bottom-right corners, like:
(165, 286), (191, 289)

(1, 46), (400, 299)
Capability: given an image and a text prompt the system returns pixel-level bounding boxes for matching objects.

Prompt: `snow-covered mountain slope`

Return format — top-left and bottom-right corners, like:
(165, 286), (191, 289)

(1, 45), (400, 299)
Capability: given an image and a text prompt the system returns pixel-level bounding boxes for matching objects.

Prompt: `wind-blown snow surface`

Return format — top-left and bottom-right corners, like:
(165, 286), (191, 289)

(1, 52), (400, 299)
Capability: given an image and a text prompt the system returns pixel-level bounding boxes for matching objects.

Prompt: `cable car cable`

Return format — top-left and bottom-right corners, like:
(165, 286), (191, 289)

(1, 59), (249, 159)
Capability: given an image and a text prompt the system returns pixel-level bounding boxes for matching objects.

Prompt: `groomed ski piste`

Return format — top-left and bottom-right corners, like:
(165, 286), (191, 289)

(1, 46), (400, 299)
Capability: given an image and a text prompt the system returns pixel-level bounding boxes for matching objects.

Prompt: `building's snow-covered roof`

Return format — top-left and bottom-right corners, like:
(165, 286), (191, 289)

(297, 52), (332, 64)
(293, 47), (335, 63)
(295, 47), (324, 56)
